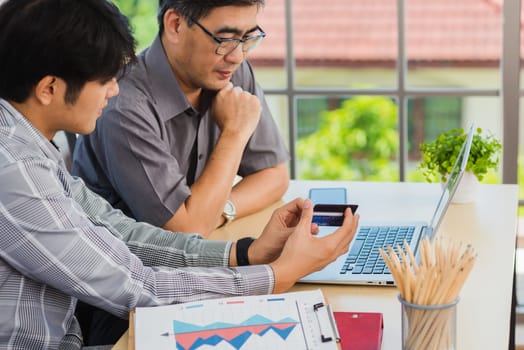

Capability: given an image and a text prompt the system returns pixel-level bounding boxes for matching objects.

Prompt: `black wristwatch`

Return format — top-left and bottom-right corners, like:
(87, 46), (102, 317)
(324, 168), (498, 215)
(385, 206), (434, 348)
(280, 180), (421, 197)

(236, 237), (255, 266)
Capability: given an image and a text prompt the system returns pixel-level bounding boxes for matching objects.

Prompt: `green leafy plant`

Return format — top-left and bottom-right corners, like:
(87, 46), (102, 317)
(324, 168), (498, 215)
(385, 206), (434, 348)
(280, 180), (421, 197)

(297, 96), (399, 181)
(418, 127), (502, 183)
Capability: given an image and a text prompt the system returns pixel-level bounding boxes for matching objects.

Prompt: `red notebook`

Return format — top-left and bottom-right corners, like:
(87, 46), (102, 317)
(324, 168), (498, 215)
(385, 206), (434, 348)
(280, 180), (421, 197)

(333, 312), (384, 350)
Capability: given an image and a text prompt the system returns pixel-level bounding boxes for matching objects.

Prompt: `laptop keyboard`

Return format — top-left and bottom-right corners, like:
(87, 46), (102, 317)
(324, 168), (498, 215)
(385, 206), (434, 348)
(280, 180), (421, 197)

(340, 226), (415, 275)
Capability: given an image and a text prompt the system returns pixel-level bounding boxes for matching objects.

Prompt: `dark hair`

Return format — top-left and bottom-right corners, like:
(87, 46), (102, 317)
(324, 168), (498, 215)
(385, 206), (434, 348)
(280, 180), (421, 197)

(0, 0), (136, 104)
(158, 0), (265, 35)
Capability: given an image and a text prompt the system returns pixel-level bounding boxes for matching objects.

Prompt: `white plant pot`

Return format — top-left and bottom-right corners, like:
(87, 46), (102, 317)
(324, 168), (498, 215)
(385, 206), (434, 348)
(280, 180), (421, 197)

(442, 171), (479, 204)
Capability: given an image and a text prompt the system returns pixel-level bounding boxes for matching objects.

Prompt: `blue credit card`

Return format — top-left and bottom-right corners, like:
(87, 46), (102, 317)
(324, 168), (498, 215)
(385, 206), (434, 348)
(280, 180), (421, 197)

(312, 204), (358, 226)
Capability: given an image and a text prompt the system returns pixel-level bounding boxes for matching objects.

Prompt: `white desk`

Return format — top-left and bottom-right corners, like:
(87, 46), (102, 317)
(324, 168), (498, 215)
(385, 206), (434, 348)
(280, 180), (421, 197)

(283, 180), (518, 350)
(113, 180), (518, 350)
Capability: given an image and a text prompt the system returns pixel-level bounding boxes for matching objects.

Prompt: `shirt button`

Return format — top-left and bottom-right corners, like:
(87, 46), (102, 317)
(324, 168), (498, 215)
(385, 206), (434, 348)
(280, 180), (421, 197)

(198, 154), (204, 160)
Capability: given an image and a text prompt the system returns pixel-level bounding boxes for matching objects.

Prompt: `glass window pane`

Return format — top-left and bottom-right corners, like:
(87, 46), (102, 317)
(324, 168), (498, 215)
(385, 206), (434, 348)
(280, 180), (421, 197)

(249, 0), (287, 89)
(292, 0), (398, 88)
(264, 94), (292, 175)
(406, 1), (502, 88)
(406, 96), (503, 183)
(296, 96), (399, 181)
(518, 97), (524, 204)
(264, 94), (290, 153)
(113, 0), (157, 51)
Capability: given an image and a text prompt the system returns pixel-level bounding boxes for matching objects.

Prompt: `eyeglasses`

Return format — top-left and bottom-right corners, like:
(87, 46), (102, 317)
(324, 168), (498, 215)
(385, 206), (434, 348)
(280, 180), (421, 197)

(190, 18), (266, 56)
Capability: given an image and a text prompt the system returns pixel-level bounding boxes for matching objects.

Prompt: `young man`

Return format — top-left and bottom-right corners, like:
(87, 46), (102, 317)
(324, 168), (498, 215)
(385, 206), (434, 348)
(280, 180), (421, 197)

(0, 1), (359, 348)
(72, 0), (290, 238)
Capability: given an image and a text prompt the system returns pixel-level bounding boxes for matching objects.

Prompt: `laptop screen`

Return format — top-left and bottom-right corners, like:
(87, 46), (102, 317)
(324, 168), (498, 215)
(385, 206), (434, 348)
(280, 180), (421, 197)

(427, 125), (474, 235)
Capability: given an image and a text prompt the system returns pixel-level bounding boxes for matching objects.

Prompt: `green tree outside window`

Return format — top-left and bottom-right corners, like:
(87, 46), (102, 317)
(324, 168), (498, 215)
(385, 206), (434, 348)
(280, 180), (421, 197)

(297, 96), (399, 181)
(112, 0), (157, 51)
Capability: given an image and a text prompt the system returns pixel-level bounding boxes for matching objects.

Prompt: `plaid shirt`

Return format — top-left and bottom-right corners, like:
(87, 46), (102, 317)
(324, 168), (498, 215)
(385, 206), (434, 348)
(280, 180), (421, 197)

(0, 99), (273, 350)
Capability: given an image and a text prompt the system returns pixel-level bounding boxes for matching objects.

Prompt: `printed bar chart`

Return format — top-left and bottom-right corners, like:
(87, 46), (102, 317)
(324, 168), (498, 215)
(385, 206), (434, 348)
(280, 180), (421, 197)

(134, 290), (338, 350)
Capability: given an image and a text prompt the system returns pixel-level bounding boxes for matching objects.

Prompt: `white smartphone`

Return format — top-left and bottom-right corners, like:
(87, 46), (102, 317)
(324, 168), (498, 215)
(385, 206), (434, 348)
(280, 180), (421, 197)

(308, 187), (347, 205)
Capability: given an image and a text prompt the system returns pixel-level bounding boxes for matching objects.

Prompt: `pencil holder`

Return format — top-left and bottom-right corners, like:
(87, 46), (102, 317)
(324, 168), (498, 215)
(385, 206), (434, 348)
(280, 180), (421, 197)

(398, 295), (459, 350)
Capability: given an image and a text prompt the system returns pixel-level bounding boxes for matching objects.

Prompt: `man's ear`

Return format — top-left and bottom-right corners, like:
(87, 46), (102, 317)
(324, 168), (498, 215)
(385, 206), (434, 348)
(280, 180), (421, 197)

(34, 76), (58, 106)
(163, 8), (184, 43)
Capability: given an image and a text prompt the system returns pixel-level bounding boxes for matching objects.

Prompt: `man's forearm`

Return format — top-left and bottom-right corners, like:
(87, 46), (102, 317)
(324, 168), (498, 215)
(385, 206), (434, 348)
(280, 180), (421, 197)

(163, 132), (249, 236)
(230, 163), (289, 218)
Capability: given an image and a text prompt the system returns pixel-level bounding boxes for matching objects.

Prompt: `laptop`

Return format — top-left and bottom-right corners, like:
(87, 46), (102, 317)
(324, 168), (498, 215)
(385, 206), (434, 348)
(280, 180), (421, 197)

(300, 124), (474, 286)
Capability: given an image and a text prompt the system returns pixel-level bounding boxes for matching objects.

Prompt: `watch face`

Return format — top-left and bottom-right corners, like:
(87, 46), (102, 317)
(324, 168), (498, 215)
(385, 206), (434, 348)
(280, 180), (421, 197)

(224, 200), (235, 215)
(223, 200), (236, 220)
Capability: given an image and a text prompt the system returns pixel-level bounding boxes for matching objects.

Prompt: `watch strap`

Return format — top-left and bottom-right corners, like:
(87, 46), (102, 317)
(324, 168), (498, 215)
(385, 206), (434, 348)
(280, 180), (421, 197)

(236, 237), (255, 266)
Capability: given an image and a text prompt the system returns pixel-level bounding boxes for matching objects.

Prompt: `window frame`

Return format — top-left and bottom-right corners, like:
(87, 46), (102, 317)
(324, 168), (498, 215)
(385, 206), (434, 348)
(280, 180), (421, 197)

(261, 0), (520, 184)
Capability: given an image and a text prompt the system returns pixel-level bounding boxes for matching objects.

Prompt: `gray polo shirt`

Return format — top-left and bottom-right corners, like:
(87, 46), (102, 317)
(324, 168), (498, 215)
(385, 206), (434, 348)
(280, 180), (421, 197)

(72, 36), (289, 227)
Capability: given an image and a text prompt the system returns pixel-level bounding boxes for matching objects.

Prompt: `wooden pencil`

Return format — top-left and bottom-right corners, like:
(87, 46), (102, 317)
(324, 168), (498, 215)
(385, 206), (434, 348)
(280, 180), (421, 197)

(380, 236), (476, 350)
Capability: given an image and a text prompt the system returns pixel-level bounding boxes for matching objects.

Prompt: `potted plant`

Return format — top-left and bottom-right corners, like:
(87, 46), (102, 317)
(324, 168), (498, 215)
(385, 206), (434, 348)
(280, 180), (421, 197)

(418, 127), (502, 202)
